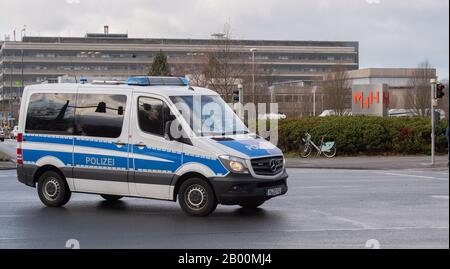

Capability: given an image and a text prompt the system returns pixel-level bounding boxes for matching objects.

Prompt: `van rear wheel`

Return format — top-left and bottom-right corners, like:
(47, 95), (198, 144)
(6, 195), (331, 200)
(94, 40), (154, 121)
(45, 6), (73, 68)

(37, 171), (71, 207)
(178, 178), (217, 217)
(100, 194), (123, 201)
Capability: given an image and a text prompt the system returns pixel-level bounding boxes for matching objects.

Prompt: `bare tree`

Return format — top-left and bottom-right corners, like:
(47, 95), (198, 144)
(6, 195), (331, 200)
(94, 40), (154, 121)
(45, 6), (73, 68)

(406, 60), (436, 117)
(171, 53), (208, 87)
(203, 24), (247, 102)
(321, 67), (351, 115)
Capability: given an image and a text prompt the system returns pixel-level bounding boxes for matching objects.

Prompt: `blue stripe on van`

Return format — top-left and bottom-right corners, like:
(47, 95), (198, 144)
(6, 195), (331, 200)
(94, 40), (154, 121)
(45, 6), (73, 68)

(22, 135), (229, 176)
(74, 139), (129, 153)
(183, 154), (228, 175)
(22, 149), (73, 165)
(24, 135), (73, 145)
(216, 139), (282, 158)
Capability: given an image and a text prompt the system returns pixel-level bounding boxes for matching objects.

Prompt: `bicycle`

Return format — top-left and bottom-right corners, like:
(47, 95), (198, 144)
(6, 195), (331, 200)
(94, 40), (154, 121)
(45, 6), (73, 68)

(299, 132), (337, 158)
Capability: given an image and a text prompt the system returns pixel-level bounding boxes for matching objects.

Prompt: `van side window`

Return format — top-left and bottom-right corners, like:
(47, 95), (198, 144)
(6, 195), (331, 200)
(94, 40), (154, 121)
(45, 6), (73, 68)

(138, 97), (170, 136)
(75, 94), (126, 138)
(25, 93), (76, 135)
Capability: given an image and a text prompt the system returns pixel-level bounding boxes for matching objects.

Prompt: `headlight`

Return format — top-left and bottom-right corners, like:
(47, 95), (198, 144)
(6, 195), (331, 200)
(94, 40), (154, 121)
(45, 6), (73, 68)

(219, 155), (249, 174)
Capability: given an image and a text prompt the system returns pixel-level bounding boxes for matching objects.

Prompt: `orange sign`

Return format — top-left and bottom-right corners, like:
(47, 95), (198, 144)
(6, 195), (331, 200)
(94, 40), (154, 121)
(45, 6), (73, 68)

(353, 91), (389, 109)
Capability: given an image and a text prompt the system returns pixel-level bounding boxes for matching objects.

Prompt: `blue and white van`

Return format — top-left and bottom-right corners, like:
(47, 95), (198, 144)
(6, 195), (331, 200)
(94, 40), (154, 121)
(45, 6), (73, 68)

(16, 77), (288, 216)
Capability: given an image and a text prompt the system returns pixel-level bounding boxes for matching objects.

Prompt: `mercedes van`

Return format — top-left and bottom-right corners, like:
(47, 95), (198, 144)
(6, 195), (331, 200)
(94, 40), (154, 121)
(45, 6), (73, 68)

(16, 76), (288, 216)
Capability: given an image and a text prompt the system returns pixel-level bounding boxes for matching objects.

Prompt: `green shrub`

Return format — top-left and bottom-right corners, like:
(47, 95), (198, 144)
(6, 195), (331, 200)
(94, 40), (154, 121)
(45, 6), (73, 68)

(277, 116), (448, 155)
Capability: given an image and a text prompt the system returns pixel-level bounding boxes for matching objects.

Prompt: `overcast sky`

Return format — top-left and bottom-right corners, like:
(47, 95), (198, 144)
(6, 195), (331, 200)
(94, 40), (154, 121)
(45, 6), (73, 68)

(0, 0), (448, 79)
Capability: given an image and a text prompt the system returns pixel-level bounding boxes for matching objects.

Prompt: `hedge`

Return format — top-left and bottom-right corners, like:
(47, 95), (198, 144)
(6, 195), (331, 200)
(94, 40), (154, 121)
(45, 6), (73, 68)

(277, 116), (449, 155)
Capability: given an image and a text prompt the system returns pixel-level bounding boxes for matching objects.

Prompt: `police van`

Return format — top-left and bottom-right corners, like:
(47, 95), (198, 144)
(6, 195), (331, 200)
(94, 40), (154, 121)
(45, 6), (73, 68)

(16, 76), (288, 216)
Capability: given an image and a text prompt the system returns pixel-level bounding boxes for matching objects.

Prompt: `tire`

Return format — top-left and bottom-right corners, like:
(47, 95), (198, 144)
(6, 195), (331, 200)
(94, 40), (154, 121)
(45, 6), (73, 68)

(239, 201), (265, 209)
(299, 144), (312, 158)
(37, 170), (71, 207)
(100, 194), (123, 201)
(178, 178), (217, 217)
(322, 144), (337, 158)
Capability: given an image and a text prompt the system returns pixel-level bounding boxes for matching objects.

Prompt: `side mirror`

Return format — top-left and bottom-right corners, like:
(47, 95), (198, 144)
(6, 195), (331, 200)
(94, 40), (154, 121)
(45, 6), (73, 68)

(164, 114), (177, 141)
(164, 121), (174, 141)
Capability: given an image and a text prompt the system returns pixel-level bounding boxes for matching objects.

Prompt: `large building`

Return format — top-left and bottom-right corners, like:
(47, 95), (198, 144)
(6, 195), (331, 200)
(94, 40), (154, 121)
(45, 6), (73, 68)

(344, 68), (437, 109)
(269, 67), (441, 118)
(0, 29), (359, 123)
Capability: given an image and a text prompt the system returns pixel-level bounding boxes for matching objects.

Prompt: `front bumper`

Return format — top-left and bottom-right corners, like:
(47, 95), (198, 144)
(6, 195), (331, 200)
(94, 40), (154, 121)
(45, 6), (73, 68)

(209, 170), (288, 205)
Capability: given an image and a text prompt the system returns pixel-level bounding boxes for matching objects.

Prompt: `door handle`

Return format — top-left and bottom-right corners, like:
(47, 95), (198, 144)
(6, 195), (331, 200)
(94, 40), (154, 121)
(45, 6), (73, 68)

(114, 141), (127, 147)
(135, 142), (146, 149)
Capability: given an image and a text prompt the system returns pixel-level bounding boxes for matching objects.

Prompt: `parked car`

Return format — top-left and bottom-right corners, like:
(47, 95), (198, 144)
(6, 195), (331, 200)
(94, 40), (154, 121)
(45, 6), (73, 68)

(258, 113), (287, 120)
(388, 109), (446, 119)
(318, 109), (352, 117)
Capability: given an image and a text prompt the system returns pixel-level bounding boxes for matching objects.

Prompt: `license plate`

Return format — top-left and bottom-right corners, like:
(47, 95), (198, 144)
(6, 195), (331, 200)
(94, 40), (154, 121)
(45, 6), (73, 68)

(266, 187), (282, 196)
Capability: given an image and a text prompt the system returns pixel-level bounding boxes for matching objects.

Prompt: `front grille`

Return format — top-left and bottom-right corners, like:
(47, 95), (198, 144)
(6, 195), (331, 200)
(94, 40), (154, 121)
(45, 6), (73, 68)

(251, 156), (284, 176)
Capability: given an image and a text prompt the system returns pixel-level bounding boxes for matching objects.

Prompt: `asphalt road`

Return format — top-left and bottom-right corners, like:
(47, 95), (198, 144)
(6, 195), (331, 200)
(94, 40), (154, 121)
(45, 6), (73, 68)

(0, 167), (448, 249)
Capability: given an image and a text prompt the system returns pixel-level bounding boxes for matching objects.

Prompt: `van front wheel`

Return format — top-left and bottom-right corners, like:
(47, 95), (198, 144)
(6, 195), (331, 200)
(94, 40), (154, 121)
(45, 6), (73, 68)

(37, 171), (71, 207)
(178, 178), (217, 217)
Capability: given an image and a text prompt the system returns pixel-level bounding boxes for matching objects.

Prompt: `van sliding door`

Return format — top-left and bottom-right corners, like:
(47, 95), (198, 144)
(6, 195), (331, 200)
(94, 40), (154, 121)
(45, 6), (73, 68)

(72, 87), (132, 196)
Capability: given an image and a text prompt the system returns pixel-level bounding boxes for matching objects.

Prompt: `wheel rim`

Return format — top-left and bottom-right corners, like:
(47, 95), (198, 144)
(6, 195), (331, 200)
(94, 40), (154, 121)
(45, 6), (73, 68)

(43, 178), (60, 201)
(323, 146), (337, 158)
(300, 145), (311, 158)
(185, 184), (208, 211)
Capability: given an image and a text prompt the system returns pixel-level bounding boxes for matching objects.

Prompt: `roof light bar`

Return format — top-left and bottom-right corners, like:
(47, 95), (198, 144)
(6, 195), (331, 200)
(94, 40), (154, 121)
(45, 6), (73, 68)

(126, 76), (189, 86)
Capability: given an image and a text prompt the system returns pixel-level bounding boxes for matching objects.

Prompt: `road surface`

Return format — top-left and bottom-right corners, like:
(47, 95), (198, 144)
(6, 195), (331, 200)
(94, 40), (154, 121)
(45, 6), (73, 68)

(0, 167), (448, 249)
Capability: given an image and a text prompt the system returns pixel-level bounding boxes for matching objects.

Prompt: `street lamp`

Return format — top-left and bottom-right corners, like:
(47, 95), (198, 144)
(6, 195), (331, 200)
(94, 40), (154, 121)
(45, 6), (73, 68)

(20, 49), (23, 103)
(312, 86), (317, 116)
(250, 48), (257, 104)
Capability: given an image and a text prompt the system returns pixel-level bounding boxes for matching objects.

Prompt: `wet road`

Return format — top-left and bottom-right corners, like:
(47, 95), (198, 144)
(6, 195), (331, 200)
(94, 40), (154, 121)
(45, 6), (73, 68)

(0, 168), (448, 249)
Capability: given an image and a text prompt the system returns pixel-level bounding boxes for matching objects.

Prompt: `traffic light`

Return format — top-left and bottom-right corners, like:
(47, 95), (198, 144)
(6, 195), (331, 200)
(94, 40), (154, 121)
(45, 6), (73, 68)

(233, 85), (243, 103)
(436, 83), (445, 99)
(232, 88), (240, 103)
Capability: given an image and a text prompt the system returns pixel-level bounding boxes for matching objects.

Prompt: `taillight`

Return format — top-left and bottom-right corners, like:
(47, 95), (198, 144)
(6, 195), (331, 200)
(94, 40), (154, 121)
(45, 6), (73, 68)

(17, 148), (23, 165)
(17, 133), (23, 164)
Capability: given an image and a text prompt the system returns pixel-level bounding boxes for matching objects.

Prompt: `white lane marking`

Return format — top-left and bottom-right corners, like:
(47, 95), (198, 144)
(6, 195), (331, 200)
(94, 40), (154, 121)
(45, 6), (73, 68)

(431, 195), (449, 200)
(403, 170), (449, 176)
(181, 226), (450, 236)
(311, 210), (372, 229)
(373, 171), (449, 181)
(299, 185), (358, 189)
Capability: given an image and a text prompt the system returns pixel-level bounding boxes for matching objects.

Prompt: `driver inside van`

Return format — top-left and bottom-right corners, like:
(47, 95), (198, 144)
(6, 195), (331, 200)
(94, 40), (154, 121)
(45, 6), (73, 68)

(139, 102), (163, 135)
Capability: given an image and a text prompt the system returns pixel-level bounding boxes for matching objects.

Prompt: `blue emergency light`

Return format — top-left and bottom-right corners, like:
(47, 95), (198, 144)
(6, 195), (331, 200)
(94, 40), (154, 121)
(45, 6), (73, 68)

(126, 76), (189, 86)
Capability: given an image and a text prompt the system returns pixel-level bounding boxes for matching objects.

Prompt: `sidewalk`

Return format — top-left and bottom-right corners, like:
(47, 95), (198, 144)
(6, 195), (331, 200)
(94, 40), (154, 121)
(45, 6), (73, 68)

(286, 155), (449, 170)
(0, 161), (15, 170)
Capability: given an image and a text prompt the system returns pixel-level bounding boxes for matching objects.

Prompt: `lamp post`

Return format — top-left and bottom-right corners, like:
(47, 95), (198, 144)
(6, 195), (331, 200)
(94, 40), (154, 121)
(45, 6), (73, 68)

(250, 48), (257, 104)
(20, 49), (23, 102)
(312, 86), (317, 116)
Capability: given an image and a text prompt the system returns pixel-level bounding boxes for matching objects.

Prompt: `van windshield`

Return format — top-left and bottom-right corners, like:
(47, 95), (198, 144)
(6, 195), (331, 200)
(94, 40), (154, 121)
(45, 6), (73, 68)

(170, 95), (248, 136)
